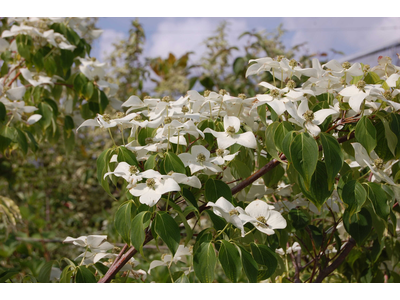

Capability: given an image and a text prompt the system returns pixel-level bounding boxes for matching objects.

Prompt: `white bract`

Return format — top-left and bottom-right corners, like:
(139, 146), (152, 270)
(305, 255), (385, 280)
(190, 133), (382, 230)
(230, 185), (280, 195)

(204, 115), (257, 149)
(240, 200), (287, 235)
(206, 197), (248, 237)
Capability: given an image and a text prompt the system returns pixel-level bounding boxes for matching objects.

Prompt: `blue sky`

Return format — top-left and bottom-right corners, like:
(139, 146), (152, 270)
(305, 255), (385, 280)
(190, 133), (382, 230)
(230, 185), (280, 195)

(91, 17), (400, 65)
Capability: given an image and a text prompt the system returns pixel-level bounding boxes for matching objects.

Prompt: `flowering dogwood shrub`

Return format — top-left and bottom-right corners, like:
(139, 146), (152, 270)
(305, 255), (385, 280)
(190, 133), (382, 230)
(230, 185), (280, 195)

(1, 17), (400, 283)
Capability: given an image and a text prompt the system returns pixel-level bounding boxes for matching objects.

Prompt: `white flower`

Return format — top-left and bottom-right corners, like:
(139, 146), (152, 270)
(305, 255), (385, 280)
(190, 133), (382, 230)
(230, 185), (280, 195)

(20, 68), (53, 87)
(209, 149), (238, 165)
(63, 235), (115, 264)
(129, 170), (181, 207)
(43, 30), (76, 51)
(351, 142), (398, 185)
(26, 114), (42, 125)
(240, 200), (287, 235)
(148, 245), (191, 274)
(204, 115), (257, 149)
(206, 197), (247, 237)
(275, 242), (301, 256)
(339, 83), (384, 113)
(285, 100), (338, 136)
(179, 145), (222, 174)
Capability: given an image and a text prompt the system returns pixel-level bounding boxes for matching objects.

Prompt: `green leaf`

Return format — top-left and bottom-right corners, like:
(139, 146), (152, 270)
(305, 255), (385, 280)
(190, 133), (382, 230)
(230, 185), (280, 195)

(154, 211), (181, 256)
(75, 266), (97, 283)
(16, 128), (28, 155)
(364, 72), (381, 84)
(138, 127), (155, 146)
(218, 240), (241, 283)
(199, 76), (214, 90)
(233, 57), (245, 75)
(239, 246), (258, 283)
(289, 132), (319, 189)
(84, 81), (94, 99)
(365, 182), (390, 221)
(288, 208), (310, 230)
(163, 152), (186, 174)
(281, 131), (297, 161)
(265, 122), (281, 160)
(180, 188), (198, 209)
(204, 178), (232, 203)
(250, 243), (278, 280)
(144, 154), (157, 170)
(0, 101), (6, 122)
(60, 266), (73, 283)
(114, 201), (134, 244)
(341, 180), (366, 217)
(117, 146), (139, 167)
(257, 104), (267, 127)
(32, 50), (44, 72)
(320, 132), (344, 190)
(298, 161), (333, 209)
(37, 260), (54, 283)
(63, 116), (75, 155)
(99, 90), (109, 114)
(0, 269), (20, 283)
(38, 102), (53, 130)
(261, 158), (284, 188)
(205, 210), (227, 232)
(25, 130), (38, 152)
(355, 116), (377, 154)
(97, 149), (114, 197)
(343, 208), (372, 246)
(274, 121), (293, 152)
(389, 113), (400, 158)
(230, 158), (252, 180)
(43, 56), (57, 77)
(130, 211), (151, 254)
(193, 242), (216, 283)
(375, 113), (397, 157)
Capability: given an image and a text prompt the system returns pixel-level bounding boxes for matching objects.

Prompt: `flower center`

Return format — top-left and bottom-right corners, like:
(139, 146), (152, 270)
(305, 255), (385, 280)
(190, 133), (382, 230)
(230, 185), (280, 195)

(383, 90), (393, 100)
(356, 80), (366, 90)
(270, 89), (280, 98)
(226, 126), (236, 136)
(162, 96), (171, 102)
(341, 61), (351, 70)
(129, 165), (138, 174)
(216, 148), (225, 157)
(196, 153), (206, 163)
(94, 75), (100, 82)
(55, 36), (63, 44)
(289, 59), (297, 68)
(115, 112), (124, 118)
(219, 89), (228, 96)
(146, 178), (156, 189)
(134, 115), (142, 121)
(286, 80), (296, 90)
(256, 216), (268, 228)
(181, 105), (189, 113)
(363, 64), (370, 73)
(238, 93), (246, 100)
(164, 117), (172, 124)
(33, 74), (40, 81)
(102, 114), (111, 123)
(276, 55), (284, 62)
(374, 158), (384, 170)
(303, 110), (314, 122)
(229, 209), (239, 216)
(203, 90), (211, 97)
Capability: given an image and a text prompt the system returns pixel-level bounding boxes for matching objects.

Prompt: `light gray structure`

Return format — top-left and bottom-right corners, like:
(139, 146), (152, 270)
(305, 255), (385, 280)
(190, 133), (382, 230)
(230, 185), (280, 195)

(339, 39), (400, 66)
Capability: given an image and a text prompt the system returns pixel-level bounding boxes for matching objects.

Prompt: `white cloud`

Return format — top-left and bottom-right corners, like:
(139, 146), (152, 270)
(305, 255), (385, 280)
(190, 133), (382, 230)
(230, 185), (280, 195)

(146, 18), (248, 65)
(97, 29), (126, 61)
(282, 18), (400, 60)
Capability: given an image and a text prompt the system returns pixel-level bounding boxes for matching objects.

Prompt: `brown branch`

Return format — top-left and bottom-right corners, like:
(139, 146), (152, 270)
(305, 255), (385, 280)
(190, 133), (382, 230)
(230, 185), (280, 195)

(7, 71), (21, 86)
(98, 129), (357, 283)
(313, 238), (356, 283)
